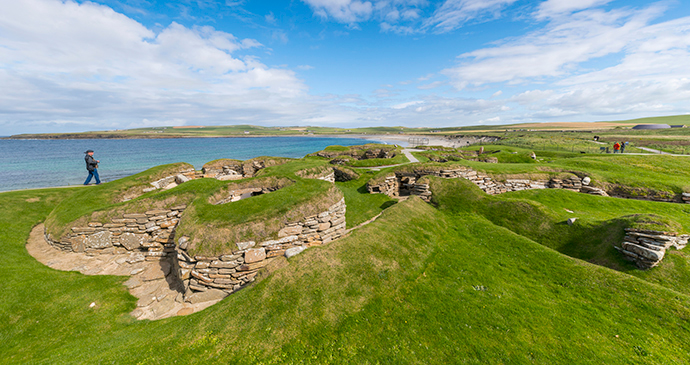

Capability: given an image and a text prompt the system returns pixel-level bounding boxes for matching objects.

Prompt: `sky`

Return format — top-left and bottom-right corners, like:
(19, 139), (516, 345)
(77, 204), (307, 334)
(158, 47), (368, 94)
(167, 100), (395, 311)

(1, 0), (690, 134)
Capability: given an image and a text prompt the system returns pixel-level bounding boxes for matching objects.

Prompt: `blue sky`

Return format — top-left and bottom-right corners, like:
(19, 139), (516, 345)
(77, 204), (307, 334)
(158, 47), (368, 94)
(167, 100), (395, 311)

(1, 0), (690, 134)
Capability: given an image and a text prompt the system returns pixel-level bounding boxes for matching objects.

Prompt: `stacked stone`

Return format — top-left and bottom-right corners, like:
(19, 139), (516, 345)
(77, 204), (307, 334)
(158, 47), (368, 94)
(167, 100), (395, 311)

(316, 170), (336, 183)
(580, 186), (609, 196)
(615, 229), (689, 269)
(682, 193), (690, 204)
(367, 175), (399, 196)
(333, 167), (359, 182)
(176, 198), (347, 299)
(216, 166), (244, 181)
(46, 206), (186, 261)
(548, 177), (582, 191)
(143, 170), (198, 192)
(410, 183), (432, 201)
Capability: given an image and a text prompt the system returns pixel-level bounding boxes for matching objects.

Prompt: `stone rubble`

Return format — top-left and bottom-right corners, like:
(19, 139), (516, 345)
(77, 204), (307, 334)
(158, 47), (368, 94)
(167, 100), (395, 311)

(615, 229), (689, 269)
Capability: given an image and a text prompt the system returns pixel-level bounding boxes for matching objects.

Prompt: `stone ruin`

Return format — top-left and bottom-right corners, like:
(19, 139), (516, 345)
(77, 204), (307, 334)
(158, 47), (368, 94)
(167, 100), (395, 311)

(42, 166), (349, 319)
(177, 198), (346, 297)
(615, 228), (689, 269)
(366, 166), (607, 202)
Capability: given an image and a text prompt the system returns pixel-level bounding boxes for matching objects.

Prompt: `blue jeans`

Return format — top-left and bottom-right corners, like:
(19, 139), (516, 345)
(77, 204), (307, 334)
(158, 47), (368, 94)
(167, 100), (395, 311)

(84, 169), (101, 185)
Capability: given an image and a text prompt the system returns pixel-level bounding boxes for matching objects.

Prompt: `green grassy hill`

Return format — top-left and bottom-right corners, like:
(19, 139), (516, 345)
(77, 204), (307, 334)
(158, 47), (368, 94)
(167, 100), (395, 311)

(4, 146), (690, 363)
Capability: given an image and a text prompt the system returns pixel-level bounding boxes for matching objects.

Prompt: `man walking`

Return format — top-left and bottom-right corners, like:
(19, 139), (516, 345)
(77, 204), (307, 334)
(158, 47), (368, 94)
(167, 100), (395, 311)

(84, 149), (101, 185)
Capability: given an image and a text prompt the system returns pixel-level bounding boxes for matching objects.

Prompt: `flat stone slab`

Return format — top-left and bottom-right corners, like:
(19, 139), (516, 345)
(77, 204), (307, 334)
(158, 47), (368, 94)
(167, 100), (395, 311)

(27, 224), (224, 321)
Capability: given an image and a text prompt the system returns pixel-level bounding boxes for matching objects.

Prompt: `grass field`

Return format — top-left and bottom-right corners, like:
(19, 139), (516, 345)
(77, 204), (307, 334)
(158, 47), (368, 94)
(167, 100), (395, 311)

(4, 145), (690, 363)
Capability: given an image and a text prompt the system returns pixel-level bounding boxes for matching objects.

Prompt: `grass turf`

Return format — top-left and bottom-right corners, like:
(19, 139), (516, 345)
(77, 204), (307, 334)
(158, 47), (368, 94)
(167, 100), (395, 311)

(5, 152), (690, 363)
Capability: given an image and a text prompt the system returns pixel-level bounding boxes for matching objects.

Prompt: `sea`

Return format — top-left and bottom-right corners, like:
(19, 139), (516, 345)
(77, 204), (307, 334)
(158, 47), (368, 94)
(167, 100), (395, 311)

(0, 136), (386, 192)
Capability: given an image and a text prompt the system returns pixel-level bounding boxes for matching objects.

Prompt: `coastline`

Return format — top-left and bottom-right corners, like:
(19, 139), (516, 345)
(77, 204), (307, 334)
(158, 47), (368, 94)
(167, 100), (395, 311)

(3, 133), (477, 148)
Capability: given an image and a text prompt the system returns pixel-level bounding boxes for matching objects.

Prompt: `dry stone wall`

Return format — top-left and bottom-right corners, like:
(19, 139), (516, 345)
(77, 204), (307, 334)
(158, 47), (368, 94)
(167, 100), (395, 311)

(615, 229), (689, 269)
(175, 198), (347, 302)
(46, 205), (187, 261)
(367, 166), (610, 202)
(45, 198), (347, 306)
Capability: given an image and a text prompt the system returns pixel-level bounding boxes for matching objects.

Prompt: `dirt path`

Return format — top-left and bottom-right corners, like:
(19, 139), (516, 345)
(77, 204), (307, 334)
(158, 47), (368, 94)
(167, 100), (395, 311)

(26, 224), (220, 320)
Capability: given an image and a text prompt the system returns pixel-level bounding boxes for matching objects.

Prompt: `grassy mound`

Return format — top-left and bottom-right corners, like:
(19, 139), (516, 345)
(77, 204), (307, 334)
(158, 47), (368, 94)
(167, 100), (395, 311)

(311, 144), (408, 167)
(8, 147), (690, 363)
(45, 162), (194, 239)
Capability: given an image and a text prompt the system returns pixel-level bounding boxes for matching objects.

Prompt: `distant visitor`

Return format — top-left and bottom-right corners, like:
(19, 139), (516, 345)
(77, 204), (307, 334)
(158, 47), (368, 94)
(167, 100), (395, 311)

(84, 149), (101, 185)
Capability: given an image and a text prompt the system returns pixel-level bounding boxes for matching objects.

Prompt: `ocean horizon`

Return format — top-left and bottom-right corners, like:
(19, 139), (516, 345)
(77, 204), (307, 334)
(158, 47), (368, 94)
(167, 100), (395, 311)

(0, 136), (386, 192)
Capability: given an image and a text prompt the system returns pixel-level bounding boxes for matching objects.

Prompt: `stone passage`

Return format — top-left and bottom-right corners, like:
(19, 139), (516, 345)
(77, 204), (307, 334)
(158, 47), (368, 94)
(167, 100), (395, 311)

(176, 198), (347, 300)
(41, 199), (348, 319)
(615, 229), (689, 269)
(366, 166), (607, 201)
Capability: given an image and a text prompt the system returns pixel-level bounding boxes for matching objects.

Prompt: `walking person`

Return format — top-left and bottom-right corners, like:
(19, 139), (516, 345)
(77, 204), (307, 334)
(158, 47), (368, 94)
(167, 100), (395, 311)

(620, 141), (626, 153)
(84, 149), (101, 185)
(613, 142), (620, 153)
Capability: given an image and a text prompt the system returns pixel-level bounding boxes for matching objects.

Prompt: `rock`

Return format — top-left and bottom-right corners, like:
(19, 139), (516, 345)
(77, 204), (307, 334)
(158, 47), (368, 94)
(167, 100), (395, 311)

(567, 218), (577, 226)
(244, 248), (266, 264)
(582, 177), (591, 185)
(236, 241), (256, 251)
(124, 277), (142, 289)
(175, 174), (190, 184)
(86, 231), (112, 249)
(622, 241), (665, 261)
(177, 307), (194, 316)
(140, 261), (171, 281)
(126, 252), (146, 264)
(278, 226), (303, 237)
(285, 246), (307, 258)
(162, 182), (178, 190)
(70, 235), (87, 253)
(318, 222), (331, 231)
(178, 236), (190, 250)
(119, 233), (147, 251)
(185, 289), (228, 304)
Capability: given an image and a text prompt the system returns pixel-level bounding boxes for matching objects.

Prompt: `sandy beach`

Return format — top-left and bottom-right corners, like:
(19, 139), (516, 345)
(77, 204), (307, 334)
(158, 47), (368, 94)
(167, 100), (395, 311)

(330, 134), (490, 148)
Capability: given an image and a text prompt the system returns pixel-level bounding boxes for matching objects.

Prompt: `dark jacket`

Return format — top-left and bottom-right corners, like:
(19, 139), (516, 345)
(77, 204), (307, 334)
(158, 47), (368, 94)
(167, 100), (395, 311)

(85, 155), (98, 171)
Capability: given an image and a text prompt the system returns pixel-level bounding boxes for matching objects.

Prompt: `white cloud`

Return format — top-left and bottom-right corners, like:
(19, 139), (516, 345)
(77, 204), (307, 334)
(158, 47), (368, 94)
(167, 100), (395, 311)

(536, 0), (613, 19)
(302, 0), (374, 23)
(0, 0), (309, 134)
(443, 4), (666, 88)
(423, 0), (517, 33)
(391, 100), (424, 109)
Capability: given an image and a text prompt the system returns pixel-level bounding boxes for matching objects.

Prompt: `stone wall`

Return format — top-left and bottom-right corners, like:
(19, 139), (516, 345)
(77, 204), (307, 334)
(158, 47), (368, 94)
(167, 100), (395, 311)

(175, 198), (347, 301)
(366, 166), (610, 201)
(46, 205), (187, 261)
(615, 228), (689, 269)
(45, 199), (347, 305)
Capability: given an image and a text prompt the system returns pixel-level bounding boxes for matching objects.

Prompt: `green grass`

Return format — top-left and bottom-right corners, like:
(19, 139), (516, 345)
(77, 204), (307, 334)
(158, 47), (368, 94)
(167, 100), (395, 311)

(6, 186), (690, 363)
(8, 150), (690, 363)
(335, 171), (396, 228)
(345, 153), (409, 167)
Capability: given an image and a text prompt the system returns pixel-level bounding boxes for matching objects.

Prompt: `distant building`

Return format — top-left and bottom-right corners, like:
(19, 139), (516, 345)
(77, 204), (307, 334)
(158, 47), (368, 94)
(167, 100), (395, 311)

(632, 124), (671, 130)
(670, 125), (687, 128)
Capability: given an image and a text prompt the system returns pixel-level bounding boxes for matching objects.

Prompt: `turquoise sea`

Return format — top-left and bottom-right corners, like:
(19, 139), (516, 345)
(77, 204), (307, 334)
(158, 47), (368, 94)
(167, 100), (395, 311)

(0, 137), (383, 192)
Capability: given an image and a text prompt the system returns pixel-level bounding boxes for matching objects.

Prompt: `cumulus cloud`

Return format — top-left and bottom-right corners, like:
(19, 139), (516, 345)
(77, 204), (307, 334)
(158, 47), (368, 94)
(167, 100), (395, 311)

(0, 0), (308, 134)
